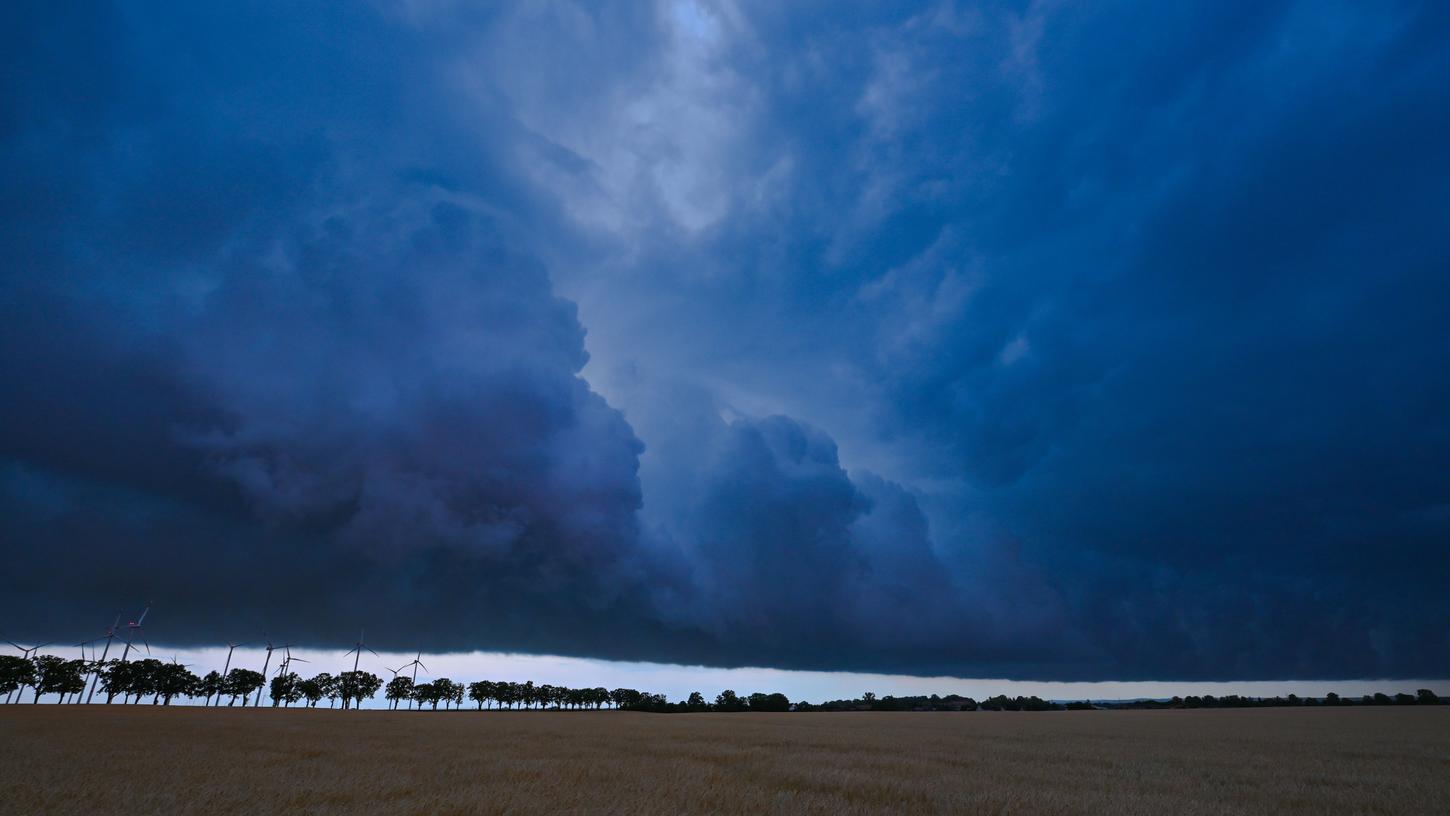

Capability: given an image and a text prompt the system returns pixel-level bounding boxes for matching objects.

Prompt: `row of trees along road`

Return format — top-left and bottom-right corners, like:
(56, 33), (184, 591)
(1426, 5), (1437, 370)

(2, 653), (1445, 710)
(0, 654), (735, 710)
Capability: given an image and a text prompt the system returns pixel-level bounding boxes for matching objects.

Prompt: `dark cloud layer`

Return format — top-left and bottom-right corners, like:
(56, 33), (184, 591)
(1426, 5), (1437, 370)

(2, 1), (1448, 679)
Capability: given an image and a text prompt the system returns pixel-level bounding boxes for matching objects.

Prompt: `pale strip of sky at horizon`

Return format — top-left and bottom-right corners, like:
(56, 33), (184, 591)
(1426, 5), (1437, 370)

(72, 646), (1449, 709)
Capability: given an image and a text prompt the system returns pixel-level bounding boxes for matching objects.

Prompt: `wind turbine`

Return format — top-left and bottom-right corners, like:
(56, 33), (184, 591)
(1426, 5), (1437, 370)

(4, 641), (51, 704)
(382, 665), (406, 709)
(72, 639), (102, 704)
(116, 605), (151, 665)
(343, 630), (379, 674)
(277, 646), (308, 677)
(104, 606), (151, 705)
(253, 638), (275, 707)
(396, 652), (428, 710)
(214, 641), (248, 706)
(273, 647), (308, 707)
(341, 630), (379, 710)
(83, 614), (122, 704)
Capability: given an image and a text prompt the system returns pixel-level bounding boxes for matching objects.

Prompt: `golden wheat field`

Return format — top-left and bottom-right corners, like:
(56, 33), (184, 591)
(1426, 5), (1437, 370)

(2, 706), (1448, 815)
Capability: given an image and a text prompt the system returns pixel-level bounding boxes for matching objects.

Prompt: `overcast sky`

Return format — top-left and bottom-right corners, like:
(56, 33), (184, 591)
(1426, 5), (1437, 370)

(3, 1), (1448, 686)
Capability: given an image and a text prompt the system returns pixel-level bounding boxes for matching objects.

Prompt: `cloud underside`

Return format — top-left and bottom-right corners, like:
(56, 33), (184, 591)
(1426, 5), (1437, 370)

(1, 2), (1447, 679)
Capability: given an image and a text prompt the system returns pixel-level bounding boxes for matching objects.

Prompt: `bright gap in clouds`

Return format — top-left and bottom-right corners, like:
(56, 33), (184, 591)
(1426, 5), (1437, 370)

(140, 647), (1447, 709)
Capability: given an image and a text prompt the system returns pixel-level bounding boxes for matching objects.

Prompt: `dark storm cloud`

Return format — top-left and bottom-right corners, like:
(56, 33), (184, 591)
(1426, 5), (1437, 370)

(3, 1), (1448, 679)
(525, 0), (1450, 678)
(0, 1), (670, 654)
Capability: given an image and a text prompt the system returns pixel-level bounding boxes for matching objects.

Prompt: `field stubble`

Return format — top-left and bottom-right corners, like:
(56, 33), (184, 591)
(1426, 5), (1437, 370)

(1, 706), (1447, 814)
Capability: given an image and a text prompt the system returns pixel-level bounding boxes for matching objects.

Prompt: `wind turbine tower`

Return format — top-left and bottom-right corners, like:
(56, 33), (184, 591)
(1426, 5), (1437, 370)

(273, 646), (308, 707)
(71, 639), (99, 704)
(215, 641), (248, 707)
(253, 639), (275, 707)
(397, 652), (428, 710)
(83, 614), (122, 704)
(341, 630), (379, 710)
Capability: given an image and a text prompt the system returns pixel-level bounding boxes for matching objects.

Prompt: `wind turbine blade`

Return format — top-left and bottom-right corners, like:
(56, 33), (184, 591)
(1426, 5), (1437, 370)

(136, 607), (150, 626)
(367, 648), (379, 658)
(417, 661), (429, 673)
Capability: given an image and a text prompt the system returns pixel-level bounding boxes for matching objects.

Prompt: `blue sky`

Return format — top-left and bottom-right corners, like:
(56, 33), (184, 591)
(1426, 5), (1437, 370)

(2, 1), (1448, 685)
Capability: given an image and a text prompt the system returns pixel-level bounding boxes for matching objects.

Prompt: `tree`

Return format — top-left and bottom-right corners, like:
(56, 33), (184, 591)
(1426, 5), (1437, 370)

(299, 674), (331, 708)
(714, 690), (744, 712)
(127, 659), (164, 704)
(56, 659), (90, 703)
(269, 672), (303, 707)
(338, 671), (381, 710)
(98, 660), (134, 704)
(155, 663), (199, 705)
(224, 668), (265, 706)
(1416, 689), (1441, 705)
(440, 679), (456, 710)
(387, 676), (415, 710)
(419, 678), (462, 711)
(686, 691), (707, 711)
(748, 692), (790, 712)
(32, 656), (86, 704)
(0, 655), (33, 703)
(466, 680), (486, 710)
(318, 673), (341, 708)
(496, 682), (517, 709)
(197, 671), (224, 706)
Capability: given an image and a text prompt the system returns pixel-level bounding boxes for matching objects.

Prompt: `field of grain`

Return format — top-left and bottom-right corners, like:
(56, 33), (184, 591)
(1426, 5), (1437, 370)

(2, 706), (1447, 814)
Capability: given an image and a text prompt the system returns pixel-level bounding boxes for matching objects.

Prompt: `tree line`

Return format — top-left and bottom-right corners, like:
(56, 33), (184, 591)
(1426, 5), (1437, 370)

(1, 652), (1442, 711)
(799, 690), (1446, 711)
(0, 653), (743, 711)
(1098, 690), (1446, 710)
